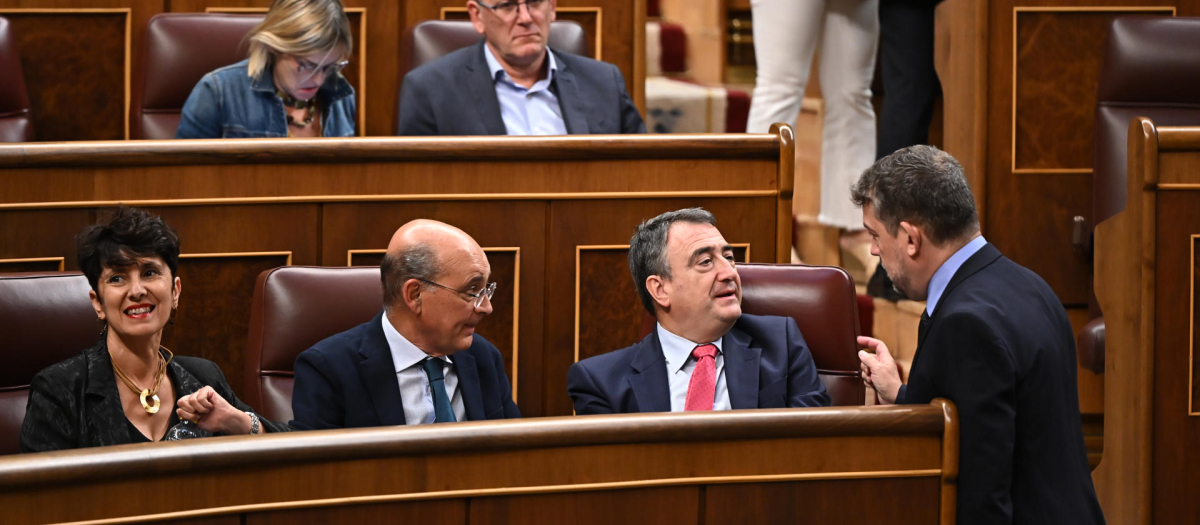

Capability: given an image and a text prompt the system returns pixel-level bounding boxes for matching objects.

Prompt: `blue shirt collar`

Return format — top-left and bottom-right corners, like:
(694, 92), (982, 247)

(483, 43), (557, 87)
(925, 235), (987, 316)
(656, 322), (723, 374)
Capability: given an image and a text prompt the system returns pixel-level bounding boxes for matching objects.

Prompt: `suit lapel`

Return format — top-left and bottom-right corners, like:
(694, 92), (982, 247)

(356, 312), (407, 426)
(627, 331), (672, 413)
(465, 41), (509, 135)
(722, 326), (761, 409)
(451, 351), (485, 421)
(551, 52), (589, 135)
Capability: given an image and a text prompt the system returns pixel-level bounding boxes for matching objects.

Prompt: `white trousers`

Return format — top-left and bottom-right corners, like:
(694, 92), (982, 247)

(746, 0), (879, 230)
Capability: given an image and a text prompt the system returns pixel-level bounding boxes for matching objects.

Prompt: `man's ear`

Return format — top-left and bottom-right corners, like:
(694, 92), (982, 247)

(899, 221), (922, 258)
(401, 279), (424, 314)
(646, 275), (670, 310)
(548, 0), (557, 22)
(89, 289), (103, 320)
(466, 1), (486, 34)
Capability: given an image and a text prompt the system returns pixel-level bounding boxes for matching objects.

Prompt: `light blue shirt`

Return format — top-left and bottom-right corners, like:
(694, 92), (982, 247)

(381, 315), (466, 424)
(657, 323), (731, 412)
(483, 44), (568, 136)
(925, 235), (988, 316)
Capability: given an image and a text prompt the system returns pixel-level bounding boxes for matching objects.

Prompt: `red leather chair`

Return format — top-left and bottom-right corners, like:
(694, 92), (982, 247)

(0, 16), (34, 142)
(0, 273), (99, 455)
(244, 266), (383, 423)
(397, 19), (588, 132)
(1082, 16), (1200, 374)
(637, 263), (864, 406)
(131, 13), (263, 140)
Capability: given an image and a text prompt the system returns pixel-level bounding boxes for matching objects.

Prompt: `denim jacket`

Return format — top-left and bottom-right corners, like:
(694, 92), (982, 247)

(176, 59), (356, 138)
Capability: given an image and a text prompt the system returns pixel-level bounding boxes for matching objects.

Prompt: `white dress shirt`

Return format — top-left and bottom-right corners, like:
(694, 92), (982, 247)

(483, 43), (568, 136)
(381, 315), (466, 424)
(657, 323), (732, 412)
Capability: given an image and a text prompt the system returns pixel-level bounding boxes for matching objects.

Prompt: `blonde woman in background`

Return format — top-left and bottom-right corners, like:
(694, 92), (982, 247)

(176, 0), (355, 138)
(745, 0), (879, 252)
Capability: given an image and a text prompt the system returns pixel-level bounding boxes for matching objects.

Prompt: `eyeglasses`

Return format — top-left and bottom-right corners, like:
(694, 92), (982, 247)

(475, 0), (548, 19)
(417, 279), (497, 308)
(288, 54), (349, 81)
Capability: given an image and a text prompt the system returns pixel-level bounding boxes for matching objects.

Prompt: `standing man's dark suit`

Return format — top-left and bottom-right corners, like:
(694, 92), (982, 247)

(899, 243), (1104, 524)
(291, 311), (520, 430)
(397, 41), (645, 136)
(567, 313), (829, 414)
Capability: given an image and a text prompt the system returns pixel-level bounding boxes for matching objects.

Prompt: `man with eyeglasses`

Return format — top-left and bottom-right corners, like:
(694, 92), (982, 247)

(291, 219), (520, 430)
(397, 0), (645, 136)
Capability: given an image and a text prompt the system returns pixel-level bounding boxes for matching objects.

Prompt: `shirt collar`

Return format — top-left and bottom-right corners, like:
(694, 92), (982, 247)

(381, 314), (449, 373)
(925, 235), (988, 316)
(656, 322), (724, 374)
(483, 43), (557, 86)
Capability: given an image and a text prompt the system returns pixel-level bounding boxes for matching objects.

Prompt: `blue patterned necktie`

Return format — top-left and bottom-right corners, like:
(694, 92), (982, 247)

(421, 357), (457, 423)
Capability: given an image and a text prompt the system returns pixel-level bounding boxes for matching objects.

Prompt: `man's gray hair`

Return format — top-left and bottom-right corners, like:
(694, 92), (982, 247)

(851, 145), (979, 246)
(628, 207), (718, 314)
(380, 242), (441, 310)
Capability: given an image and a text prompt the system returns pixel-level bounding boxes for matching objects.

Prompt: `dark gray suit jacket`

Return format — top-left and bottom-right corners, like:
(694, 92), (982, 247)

(397, 41), (645, 136)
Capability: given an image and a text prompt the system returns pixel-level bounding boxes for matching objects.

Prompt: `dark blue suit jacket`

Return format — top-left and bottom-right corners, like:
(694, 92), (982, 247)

(898, 243), (1104, 524)
(397, 41), (646, 136)
(567, 314), (829, 414)
(290, 311), (520, 430)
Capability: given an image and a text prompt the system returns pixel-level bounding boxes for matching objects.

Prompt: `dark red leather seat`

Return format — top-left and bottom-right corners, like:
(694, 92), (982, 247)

(397, 19), (588, 133)
(244, 266), (383, 423)
(1083, 16), (1200, 373)
(131, 13), (263, 140)
(0, 17), (34, 142)
(0, 273), (99, 455)
(638, 263), (864, 406)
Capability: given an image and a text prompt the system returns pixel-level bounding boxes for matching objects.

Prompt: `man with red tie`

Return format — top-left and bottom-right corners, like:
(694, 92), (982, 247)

(567, 208), (829, 414)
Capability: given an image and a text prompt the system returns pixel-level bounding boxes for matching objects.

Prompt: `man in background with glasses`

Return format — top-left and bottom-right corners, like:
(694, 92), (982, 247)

(398, 0), (645, 136)
(291, 220), (520, 430)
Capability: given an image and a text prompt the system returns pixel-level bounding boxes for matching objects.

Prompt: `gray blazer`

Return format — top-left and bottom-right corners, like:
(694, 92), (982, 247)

(397, 40), (645, 136)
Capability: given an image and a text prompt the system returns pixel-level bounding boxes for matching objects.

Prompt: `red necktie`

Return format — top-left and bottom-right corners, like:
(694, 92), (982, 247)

(684, 344), (719, 411)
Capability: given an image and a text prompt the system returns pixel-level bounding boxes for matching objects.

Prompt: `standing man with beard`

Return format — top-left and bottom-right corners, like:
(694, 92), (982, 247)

(854, 145), (1104, 524)
(567, 208), (829, 414)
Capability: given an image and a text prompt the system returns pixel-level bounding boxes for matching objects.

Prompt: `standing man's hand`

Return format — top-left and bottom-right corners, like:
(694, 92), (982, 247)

(858, 336), (902, 405)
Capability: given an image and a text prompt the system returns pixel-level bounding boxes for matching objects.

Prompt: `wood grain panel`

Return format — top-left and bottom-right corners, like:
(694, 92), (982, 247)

(0, 257), (64, 272)
(1, 10), (128, 141)
(323, 201), (547, 415)
(0, 208), (93, 268)
(163, 253), (290, 396)
(705, 477), (941, 524)
(1194, 235), (1200, 416)
(470, 487), (698, 525)
(1013, 8), (1172, 172)
(248, 499), (466, 525)
(1153, 191), (1200, 523)
(575, 245), (748, 363)
(546, 197), (775, 416)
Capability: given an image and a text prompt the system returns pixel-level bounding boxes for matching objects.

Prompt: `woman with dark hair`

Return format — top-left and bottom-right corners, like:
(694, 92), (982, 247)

(20, 207), (286, 453)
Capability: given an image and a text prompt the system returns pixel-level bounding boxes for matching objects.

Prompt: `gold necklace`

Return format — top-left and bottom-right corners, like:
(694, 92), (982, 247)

(111, 347), (174, 414)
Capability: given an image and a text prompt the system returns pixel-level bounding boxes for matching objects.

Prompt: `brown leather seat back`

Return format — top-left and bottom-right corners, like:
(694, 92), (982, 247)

(132, 13), (263, 139)
(397, 19), (588, 132)
(0, 273), (99, 455)
(245, 266), (383, 423)
(0, 17), (34, 142)
(638, 263), (863, 406)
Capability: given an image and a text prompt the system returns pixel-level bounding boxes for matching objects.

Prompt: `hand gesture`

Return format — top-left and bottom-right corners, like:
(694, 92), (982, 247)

(857, 336), (903, 405)
(176, 386), (252, 435)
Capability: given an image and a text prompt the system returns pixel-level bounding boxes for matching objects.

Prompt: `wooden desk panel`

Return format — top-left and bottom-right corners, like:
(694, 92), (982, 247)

(0, 402), (957, 525)
(0, 131), (793, 417)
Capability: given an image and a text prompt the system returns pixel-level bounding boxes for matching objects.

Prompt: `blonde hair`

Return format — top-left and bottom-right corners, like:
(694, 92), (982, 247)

(246, 0), (353, 79)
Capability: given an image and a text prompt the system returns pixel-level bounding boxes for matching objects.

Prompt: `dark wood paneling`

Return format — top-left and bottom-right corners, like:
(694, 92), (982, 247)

(153, 517), (242, 525)
(0, 258), (63, 272)
(322, 201), (547, 415)
(3, 11), (127, 140)
(0, 208), (92, 267)
(248, 499), (467, 525)
(470, 487), (698, 525)
(705, 478), (941, 524)
(546, 198), (775, 416)
(1153, 192), (1200, 524)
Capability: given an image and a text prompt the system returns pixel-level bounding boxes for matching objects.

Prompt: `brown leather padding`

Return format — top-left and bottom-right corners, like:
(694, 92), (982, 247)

(638, 263), (864, 406)
(131, 13), (263, 140)
(0, 17), (34, 142)
(0, 273), (99, 455)
(244, 266), (383, 423)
